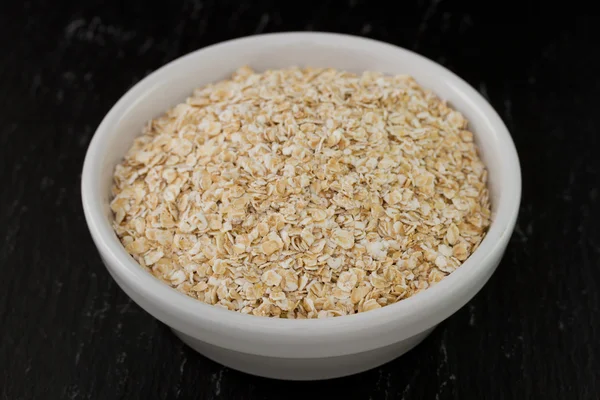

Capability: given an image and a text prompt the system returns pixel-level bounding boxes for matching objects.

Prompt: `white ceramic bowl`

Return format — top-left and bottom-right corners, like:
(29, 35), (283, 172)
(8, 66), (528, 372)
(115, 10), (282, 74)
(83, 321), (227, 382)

(81, 32), (521, 380)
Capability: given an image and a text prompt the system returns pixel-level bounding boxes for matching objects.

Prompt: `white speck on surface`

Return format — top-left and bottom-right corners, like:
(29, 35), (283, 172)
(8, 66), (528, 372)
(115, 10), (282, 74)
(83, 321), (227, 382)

(383, 370), (392, 399)
(504, 97), (513, 120)
(64, 17), (135, 46)
(92, 299), (110, 319)
(63, 71), (75, 80)
(440, 339), (448, 364)
(255, 13), (270, 34)
(116, 352), (127, 364)
(434, 334), (454, 397)
(75, 342), (83, 365)
(40, 176), (54, 190)
(479, 82), (490, 100)
(361, 23), (372, 34)
(513, 222), (528, 243)
(138, 37), (154, 54)
(65, 18), (86, 38)
(459, 15), (473, 33)
(211, 367), (224, 397)
(179, 355), (187, 374)
(30, 73), (42, 95)
(589, 187), (598, 202)
(469, 304), (476, 326)
(415, 0), (441, 49)
(441, 12), (452, 33)
(401, 384), (411, 400)
(78, 125), (93, 148)
(526, 222), (533, 236)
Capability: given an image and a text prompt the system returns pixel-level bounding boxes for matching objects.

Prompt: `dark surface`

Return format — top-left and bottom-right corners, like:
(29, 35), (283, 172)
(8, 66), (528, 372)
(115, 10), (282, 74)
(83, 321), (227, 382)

(1, 2), (599, 399)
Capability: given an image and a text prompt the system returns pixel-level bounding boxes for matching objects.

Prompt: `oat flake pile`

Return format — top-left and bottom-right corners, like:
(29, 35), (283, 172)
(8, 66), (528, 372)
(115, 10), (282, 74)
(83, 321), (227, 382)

(111, 66), (491, 318)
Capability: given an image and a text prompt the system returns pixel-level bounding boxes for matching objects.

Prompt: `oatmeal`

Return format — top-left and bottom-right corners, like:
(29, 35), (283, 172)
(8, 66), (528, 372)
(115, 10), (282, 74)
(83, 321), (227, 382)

(110, 66), (491, 318)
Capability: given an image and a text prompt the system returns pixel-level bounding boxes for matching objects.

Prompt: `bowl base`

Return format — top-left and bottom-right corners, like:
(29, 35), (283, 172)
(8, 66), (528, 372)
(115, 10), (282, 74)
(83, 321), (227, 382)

(172, 327), (434, 380)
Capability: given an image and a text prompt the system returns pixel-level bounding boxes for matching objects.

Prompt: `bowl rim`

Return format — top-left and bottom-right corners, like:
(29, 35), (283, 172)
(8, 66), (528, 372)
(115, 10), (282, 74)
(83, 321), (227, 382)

(81, 31), (521, 339)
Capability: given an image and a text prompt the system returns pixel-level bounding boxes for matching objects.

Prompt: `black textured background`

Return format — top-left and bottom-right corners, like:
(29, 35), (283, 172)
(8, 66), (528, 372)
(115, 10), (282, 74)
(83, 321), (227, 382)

(1, 2), (599, 399)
